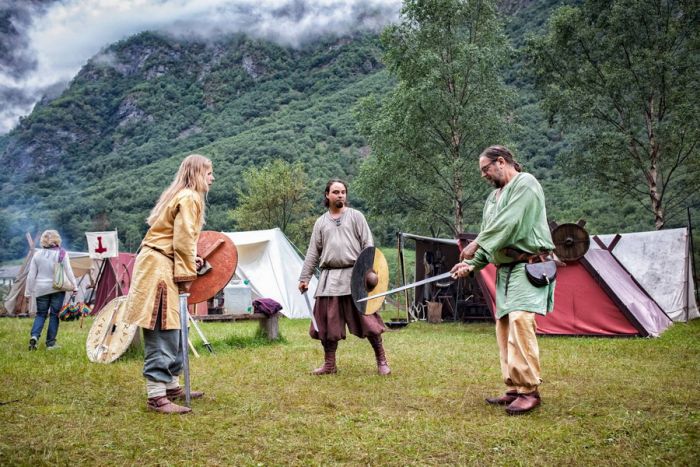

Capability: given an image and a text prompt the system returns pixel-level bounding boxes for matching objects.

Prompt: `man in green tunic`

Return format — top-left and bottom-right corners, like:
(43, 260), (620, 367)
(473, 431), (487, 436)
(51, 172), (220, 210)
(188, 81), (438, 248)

(451, 145), (555, 415)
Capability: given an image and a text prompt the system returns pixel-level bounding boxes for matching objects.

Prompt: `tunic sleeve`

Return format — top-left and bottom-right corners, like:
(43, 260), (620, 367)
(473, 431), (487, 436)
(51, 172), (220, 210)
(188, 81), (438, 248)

(475, 182), (539, 257)
(299, 218), (323, 282)
(173, 192), (201, 282)
(354, 210), (373, 249)
(465, 248), (490, 272)
(25, 256), (37, 297)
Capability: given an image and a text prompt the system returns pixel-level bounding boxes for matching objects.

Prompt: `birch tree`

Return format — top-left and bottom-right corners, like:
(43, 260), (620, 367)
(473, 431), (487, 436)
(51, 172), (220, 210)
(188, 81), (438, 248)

(527, 0), (700, 229)
(355, 0), (513, 235)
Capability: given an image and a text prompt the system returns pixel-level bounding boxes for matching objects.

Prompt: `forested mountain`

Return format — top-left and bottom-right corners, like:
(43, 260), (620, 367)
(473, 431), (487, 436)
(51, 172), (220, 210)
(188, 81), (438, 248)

(0, 0), (686, 260)
(0, 32), (390, 256)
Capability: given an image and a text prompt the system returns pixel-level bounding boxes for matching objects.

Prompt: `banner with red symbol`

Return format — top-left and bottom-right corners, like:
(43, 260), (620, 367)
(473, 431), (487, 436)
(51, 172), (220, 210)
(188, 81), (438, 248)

(85, 231), (119, 259)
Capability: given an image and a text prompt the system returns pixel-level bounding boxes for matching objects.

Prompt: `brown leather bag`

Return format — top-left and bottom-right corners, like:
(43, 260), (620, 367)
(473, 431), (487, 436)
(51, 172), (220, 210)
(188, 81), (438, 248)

(524, 258), (557, 287)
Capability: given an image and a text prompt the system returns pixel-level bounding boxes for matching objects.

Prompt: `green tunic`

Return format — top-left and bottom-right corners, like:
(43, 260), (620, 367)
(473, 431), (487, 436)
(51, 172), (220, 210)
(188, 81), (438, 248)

(466, 173), (555, 318)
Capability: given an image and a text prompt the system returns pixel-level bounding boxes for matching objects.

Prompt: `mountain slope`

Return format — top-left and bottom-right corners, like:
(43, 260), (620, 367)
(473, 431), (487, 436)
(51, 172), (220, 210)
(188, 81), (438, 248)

(0, 32), (390, 256)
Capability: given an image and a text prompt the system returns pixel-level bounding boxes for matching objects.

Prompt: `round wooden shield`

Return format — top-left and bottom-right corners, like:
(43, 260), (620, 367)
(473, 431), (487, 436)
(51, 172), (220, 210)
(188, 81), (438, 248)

(86, 295), (139, 363)
(351, 247), (389, 315)
(188, 231), (238, 305)
(552, 223), (590, 262)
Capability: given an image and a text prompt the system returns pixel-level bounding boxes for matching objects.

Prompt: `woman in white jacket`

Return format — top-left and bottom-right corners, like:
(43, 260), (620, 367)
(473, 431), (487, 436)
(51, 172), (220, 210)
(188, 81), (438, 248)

(25, 230), (77, 350)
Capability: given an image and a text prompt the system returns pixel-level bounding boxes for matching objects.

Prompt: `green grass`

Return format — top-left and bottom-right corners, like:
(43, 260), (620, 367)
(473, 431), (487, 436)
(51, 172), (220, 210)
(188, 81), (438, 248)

(1, 316), (699, 465)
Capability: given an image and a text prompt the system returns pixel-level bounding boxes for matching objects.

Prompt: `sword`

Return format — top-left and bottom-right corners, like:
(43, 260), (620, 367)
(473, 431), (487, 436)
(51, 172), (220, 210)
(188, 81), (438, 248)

(179, 293), (192, 407)
(357, 271), (454, 303)
(303, 291), (319, 333)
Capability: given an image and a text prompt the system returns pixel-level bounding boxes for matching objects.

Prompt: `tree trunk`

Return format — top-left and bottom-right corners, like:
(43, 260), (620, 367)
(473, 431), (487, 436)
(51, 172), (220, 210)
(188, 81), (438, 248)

(646, 155), (665, 230)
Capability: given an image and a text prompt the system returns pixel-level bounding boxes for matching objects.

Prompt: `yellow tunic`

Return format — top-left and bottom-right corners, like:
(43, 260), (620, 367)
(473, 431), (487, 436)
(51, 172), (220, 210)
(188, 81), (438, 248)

(124, 189), (202, 330)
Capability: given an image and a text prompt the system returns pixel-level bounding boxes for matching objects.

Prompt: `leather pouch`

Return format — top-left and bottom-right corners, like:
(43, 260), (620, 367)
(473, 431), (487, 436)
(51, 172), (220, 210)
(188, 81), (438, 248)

(524, 260), (557, 287)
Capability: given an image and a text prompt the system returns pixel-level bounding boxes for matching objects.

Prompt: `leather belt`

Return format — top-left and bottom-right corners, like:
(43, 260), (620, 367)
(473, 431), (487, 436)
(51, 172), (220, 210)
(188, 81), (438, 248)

(502, 247), (552, 264)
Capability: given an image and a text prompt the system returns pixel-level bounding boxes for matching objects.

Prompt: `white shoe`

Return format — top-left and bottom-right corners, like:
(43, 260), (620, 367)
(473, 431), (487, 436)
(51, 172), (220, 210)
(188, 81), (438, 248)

(47, 345), (60, 351)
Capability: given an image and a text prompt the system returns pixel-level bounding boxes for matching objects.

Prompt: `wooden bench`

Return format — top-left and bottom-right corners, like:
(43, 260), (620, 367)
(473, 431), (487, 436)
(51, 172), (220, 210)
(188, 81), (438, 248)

(193, 312), (280, 340)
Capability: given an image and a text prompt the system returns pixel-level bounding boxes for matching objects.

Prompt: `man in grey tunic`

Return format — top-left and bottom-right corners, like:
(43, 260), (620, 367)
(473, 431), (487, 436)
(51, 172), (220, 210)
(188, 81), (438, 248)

(299, 179), (390, 376)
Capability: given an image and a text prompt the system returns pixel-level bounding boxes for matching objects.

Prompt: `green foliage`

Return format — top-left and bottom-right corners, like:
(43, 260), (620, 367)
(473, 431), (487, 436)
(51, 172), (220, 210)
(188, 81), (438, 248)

(230, 159), (315, 246)
(1, 1), (695, 263)
(526, 0), (700, 229)
(355, 0), (514, 236)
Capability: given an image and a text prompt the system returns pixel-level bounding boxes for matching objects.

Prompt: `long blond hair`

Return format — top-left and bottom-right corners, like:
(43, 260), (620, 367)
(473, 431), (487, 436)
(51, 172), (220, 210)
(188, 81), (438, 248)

(147, 154), (211, 227)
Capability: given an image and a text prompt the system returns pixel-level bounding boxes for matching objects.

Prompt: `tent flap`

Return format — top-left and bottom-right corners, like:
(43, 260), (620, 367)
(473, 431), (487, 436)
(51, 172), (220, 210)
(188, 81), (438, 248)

(592, 228), (698, 322)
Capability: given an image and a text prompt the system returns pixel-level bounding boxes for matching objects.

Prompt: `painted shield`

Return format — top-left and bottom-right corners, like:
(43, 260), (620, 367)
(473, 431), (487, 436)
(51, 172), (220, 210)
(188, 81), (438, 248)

(188, 231), (238, 305)
(351, 246), (389, 315)
(86, 295), (139, 363)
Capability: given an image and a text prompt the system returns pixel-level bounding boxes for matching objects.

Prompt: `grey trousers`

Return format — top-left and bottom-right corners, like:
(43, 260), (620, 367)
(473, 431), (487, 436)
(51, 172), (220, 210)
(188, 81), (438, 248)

(142, 310), (183, 383)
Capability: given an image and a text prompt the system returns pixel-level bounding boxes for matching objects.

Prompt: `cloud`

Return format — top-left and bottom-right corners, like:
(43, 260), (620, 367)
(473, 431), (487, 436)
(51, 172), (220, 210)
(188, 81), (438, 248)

(0, 0), (400, 134)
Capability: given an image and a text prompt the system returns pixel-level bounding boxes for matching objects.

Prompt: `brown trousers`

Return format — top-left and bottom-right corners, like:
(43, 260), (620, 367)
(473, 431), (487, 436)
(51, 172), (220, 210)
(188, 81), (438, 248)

(309, 295), (385, 342)
(495, 311), (542, 394)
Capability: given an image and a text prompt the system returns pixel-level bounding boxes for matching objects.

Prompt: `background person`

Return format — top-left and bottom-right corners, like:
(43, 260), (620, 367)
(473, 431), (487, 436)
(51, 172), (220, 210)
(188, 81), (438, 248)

(124, 154), (214, 414)
(451, 145), (555, 415)
(25, 229), (77, 351)
(299, 178), (390, 376)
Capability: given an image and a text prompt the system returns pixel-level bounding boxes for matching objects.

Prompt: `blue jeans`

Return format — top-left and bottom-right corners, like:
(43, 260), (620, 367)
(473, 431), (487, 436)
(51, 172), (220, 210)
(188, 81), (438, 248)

(31, 292), (66, 347)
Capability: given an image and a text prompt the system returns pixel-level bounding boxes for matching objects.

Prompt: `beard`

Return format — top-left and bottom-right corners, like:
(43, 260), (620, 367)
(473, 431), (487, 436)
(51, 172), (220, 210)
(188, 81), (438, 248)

(334, 200), (344, 209)
(491, 178), (504, 188)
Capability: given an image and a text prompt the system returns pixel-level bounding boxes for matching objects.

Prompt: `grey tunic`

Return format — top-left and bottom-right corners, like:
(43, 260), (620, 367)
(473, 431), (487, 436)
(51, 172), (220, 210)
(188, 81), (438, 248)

(299, 208), (373, 297)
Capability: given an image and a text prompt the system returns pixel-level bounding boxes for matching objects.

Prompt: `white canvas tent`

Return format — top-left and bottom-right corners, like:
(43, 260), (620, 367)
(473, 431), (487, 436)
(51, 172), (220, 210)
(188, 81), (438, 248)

(590, 227), (698, 322)
(223, 228), (317, 319)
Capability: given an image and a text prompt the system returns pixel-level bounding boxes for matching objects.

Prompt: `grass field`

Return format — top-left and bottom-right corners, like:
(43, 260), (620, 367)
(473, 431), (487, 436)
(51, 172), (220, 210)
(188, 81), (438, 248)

(1, 315), (698, 466)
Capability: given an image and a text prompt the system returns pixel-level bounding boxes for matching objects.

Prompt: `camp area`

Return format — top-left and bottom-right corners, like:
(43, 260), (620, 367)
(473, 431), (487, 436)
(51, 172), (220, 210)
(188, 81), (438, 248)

(402, 227), (697, 338)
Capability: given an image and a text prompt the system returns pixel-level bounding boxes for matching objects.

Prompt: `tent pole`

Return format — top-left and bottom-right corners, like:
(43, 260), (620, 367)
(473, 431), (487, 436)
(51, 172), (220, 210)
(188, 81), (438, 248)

(88, 259), (107, 306)
(688, 207), (698, 321)
(398, 232), (409, 322)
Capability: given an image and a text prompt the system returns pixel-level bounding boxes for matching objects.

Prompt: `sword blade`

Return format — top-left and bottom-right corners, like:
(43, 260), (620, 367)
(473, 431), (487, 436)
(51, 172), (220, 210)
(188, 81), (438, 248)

(303, 292), (319, 333)
(357, 271), (454, 303)
(179, 293), (191, 407)
(188, 313), (214, 354)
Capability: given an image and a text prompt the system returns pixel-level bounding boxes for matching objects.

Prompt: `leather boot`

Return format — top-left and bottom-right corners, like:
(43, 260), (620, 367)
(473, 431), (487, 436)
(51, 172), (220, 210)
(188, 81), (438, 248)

(485, 390), (518, 406)
(505, 391), (541, 415)
(147, 396), (192, 414)
(368, 336), (391, 376)
(312, 340), (337, 375)
(166, 387), (204, 401)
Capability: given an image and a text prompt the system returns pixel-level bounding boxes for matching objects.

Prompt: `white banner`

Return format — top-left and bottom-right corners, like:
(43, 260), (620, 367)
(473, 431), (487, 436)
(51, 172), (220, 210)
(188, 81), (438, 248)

(85, 231), (119, 259)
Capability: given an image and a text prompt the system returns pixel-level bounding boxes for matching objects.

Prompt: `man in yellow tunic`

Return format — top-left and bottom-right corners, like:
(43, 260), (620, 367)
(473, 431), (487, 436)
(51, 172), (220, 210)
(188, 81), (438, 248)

(124, 154), (214, 414)
(452, 145), (555, 415)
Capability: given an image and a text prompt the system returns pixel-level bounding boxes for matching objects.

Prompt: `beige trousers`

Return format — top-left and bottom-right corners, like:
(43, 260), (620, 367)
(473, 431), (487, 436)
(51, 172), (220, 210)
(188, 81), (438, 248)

(495, 311), (542, 394)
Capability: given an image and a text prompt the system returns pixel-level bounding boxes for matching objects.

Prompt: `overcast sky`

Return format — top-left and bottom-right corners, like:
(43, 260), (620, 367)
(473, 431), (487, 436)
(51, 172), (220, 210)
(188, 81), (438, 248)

(0, 0), (401, 135)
